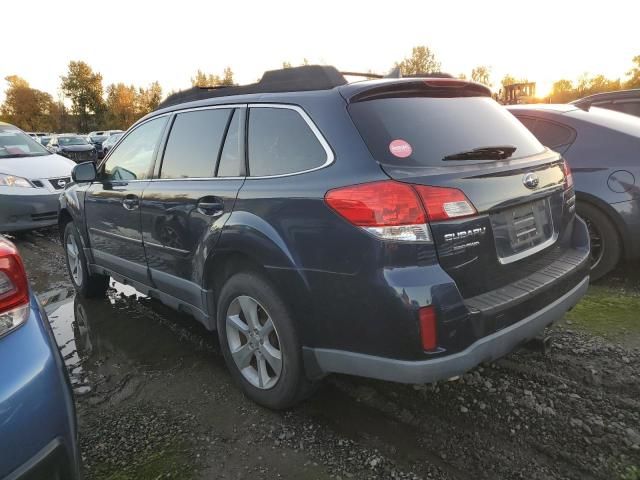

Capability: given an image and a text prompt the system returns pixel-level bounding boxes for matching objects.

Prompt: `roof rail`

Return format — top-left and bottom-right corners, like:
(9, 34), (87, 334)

(158, 65), (348, 109)
(157, 65), (459, 110)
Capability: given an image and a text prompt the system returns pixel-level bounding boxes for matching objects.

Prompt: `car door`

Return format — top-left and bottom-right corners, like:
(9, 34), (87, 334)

(84, 116), (168, 285)
(140, 106), (246, 312)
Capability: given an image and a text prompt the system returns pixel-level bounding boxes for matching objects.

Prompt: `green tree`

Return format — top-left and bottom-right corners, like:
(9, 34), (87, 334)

(549, 79), (575, 103)
(221, 67), (234, 86)
(396, 46), (441, 75)
(626, 55), (640, 88)
(0, 75), (56, 131)
(105, 83), (138, 129)
(575, 73), (621, 99)
(137, 81), (163, 115)
(471, 65), (492, 87)
(191, 67), (235, 87)
(60, 61), (105, 132)
(501, 74), (519, 88)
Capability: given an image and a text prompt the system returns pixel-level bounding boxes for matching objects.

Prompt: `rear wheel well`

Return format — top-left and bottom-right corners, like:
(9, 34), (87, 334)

(575, 193), (625, 255)
(205, 252), (270, 306)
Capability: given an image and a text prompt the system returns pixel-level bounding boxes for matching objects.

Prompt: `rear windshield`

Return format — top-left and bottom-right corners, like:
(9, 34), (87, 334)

(349, 97), (545, 167)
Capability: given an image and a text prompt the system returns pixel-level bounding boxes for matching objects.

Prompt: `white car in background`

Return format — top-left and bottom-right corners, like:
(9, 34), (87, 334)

(0, 122), (75, 232)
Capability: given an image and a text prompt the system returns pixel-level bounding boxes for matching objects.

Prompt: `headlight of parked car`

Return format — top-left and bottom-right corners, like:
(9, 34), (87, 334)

(0, 173), (33, 188)
(0, 239), (30, 337)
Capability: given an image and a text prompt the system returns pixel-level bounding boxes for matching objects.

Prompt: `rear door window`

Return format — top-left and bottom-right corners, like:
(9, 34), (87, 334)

(613, 101), (640, 117)
(348, 97), (544, 166)
(160, 108), (232, 179)
(516, 116), (538, 133)
(531, 119), (576, 148)
(217, 109), (243, 177)
(247, 107), (327, 176)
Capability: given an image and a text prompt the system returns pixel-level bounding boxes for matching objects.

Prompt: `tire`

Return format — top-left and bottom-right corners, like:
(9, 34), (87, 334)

(63, 222), (109, 297)
(216, 271), (313, 409)
(577, 202), (621, 281)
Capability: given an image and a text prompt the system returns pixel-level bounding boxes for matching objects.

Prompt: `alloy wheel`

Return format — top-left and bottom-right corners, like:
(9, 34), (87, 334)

(66, 233), (83, 286)
(584, 217), (604, 270)
(225, 295), (282, 390)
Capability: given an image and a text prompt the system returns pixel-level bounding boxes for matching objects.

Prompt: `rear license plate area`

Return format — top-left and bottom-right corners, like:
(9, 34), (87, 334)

(491, 198), (555, 263)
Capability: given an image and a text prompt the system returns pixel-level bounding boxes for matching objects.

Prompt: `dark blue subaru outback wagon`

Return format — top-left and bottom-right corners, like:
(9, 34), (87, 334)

(59, 66), (590, 409)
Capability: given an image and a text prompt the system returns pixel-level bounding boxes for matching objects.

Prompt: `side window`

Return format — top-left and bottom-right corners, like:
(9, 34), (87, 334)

(615, 101), (640, 117)
(248, 107), (327, 177)
(593, 101), (613, 110)
(515, 116), (538, 134)
(217, 109), (243, 177)
(533, 119), (575, 148)
(104, 117), (167, 181)
(160, 108), (232, 179)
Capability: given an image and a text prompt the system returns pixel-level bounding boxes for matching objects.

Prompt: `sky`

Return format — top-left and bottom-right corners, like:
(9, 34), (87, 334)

(2, 0), (639, 103)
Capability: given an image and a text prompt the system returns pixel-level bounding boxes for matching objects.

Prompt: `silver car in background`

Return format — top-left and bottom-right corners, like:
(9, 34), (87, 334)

(0, 122), (75, 232)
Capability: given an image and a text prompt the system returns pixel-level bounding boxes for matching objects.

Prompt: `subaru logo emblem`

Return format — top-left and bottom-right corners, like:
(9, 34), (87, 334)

(522, 172), (539, 190)
(57, 179), (67, 188)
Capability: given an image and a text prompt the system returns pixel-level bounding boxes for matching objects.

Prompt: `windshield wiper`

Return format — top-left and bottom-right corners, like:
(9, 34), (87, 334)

(442, 145), (517, 161)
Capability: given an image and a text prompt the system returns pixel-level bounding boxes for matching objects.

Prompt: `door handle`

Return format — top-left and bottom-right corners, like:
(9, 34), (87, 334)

(197, 197), (224, 217)
(122, 194), (139, 210)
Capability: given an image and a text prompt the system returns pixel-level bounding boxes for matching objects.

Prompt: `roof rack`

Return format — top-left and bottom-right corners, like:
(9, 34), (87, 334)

(158, 65), (347, 109)
(157, 65), (458, 109)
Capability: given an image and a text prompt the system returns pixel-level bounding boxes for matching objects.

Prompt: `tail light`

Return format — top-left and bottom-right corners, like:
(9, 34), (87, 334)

(325, 181), (430, 241)
(561, 160), (574, 189)
(325, 181), (477, 241)
(413, 185), (477, 222)
(419, 306), (437, 351)
(0, 238), (30, 337)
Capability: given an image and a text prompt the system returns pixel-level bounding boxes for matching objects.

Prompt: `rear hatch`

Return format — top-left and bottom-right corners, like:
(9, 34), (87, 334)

(346, 80), (577, 299)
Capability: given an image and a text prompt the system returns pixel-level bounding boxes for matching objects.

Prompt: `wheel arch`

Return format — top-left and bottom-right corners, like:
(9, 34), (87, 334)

(201, 216), (314, 341)
(575, 191), (629, 257)
(58, 188), (92, 260)
(58, 208), (73, 242)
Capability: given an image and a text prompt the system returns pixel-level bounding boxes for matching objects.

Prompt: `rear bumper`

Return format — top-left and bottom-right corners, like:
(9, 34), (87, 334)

(0, 193), (60, 232)
(305, 275), (589, 383)
(4, 438), (79, 480)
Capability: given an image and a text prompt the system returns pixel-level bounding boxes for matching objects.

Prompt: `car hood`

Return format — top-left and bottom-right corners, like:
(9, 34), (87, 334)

(60, 145), (95, 152)
(0, 153), (75, 179)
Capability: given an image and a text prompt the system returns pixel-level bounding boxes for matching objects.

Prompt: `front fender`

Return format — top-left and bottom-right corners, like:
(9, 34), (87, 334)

(59, 185), (92, 261)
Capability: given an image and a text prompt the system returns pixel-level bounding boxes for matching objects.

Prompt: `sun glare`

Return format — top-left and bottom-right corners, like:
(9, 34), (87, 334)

(535, 80), (553, 99)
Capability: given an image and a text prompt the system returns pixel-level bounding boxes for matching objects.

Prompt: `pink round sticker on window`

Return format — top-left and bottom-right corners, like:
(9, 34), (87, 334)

(389, 139), (412, 158)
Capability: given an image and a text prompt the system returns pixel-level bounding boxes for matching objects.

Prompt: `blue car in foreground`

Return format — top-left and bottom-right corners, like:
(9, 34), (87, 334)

(0, 237), (80, 479)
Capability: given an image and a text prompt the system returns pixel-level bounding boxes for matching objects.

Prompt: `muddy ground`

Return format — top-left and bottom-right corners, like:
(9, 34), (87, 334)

(9, 228), (640, 480)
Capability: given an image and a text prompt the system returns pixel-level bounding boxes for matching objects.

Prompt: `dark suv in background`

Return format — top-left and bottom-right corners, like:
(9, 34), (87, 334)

(49, 134), (98, 163)
(59, 66), (590, 409)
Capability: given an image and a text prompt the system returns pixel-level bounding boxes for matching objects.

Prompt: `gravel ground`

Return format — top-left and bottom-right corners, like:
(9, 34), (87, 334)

(9, 228), (640, 480)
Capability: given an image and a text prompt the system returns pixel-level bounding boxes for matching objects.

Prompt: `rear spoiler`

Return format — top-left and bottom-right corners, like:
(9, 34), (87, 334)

(342, 78), (492, 103)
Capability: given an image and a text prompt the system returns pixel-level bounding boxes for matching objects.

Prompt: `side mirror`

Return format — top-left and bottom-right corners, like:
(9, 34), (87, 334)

(72, 161), (97, 183)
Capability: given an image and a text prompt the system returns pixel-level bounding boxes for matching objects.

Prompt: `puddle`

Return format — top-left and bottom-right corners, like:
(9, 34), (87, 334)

(41, 280), (218, 397)
(41, 287), (91, 395)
